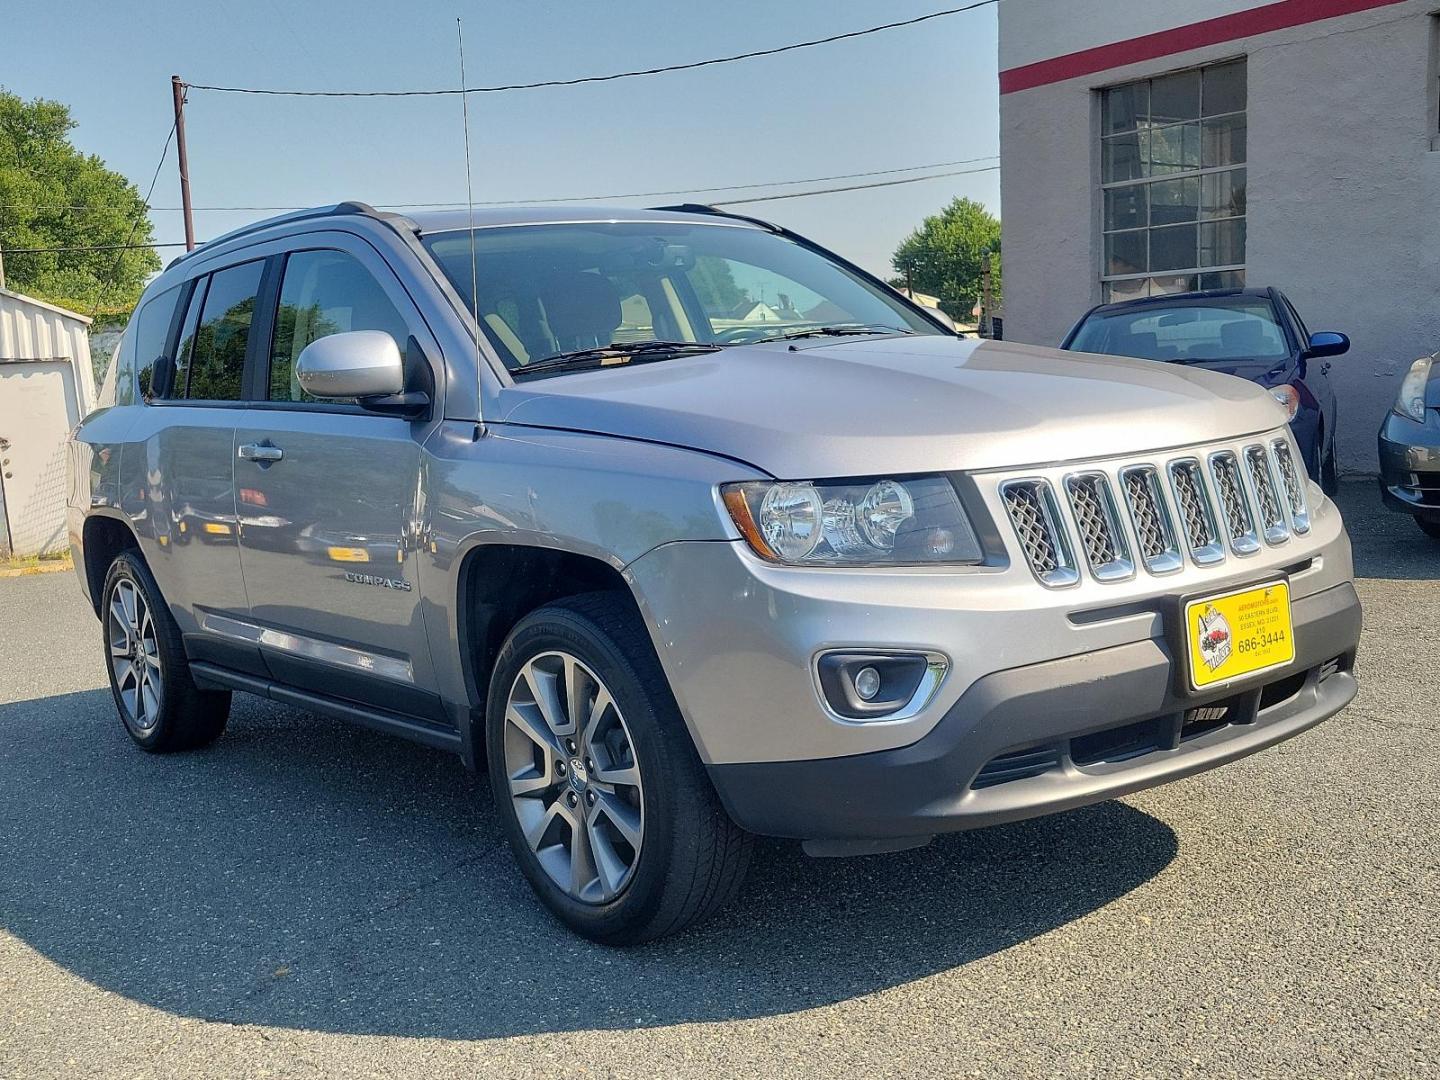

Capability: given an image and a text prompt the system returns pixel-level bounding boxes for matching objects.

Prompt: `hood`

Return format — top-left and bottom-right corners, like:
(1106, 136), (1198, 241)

(496, 336), (1289, 478)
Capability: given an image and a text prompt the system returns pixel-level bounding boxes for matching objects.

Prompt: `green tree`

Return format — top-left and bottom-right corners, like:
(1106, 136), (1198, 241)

(0, 89), (159, 316)
(891, 197), (1001, 320)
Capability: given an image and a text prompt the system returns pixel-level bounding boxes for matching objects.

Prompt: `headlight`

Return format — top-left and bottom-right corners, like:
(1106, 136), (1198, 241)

(1268, 384), (1300, 421)
(1394, 357), (1433, 423)
(722, 476), (983, 566)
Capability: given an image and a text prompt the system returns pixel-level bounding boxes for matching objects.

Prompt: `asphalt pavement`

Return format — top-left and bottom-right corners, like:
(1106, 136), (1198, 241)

(0, 480), (1435, 1079)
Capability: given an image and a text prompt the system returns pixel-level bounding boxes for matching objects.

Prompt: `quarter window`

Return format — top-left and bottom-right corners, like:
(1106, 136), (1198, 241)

(132, 285), (182, 403)
(1101, 59), (1247, 301)
(268, 249), (409, 403)
(186, 260), (265, 401)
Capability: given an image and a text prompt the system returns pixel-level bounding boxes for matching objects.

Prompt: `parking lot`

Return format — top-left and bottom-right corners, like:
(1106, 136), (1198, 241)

(0, 481), (1434, 1079)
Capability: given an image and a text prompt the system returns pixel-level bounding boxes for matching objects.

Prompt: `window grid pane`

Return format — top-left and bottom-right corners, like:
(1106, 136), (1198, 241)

(1099, 61), (1246, 290)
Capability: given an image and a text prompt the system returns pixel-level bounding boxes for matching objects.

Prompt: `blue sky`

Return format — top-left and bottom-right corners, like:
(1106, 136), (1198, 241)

(6, 0), (1000, 277)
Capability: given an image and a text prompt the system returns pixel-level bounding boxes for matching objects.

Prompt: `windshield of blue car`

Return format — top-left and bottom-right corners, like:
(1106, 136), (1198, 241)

(1069, 300), (1290, 363)
(421, 221), (942, 371)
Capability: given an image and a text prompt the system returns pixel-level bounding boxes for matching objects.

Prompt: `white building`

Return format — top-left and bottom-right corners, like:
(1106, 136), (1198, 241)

(999, 0), (1440, 468)
(0, 287), (95, 557)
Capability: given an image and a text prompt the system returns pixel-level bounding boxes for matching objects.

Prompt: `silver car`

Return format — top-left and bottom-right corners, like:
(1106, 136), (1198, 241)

(69, 203), (1361, 943)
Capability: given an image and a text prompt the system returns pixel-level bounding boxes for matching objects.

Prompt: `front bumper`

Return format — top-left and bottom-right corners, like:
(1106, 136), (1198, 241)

(707, 581), (1360, 848)
(1378, 411), (1440, 520)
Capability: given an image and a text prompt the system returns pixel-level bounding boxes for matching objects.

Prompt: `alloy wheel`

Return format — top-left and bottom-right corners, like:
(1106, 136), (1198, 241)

(502, 651), (645, 904)
(108, 579), (162, 731)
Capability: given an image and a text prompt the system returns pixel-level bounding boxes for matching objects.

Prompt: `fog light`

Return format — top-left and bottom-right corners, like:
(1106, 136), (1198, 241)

(815, 651), (949, 721)
(853, 666), (882, 701)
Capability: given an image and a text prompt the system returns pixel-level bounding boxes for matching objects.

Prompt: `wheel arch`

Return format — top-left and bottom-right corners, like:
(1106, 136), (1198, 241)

(81, 512), (142, 616)
(454, 540), (650, 765)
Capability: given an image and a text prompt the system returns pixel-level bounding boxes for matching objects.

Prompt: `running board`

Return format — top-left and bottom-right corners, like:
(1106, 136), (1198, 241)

(189, 662), (463, 754)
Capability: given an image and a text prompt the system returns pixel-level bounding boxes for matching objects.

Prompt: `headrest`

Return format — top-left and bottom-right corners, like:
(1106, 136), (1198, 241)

(542, 271), (622, 345)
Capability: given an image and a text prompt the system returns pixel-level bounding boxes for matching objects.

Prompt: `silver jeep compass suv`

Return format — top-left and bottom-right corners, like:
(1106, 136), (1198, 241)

(69, 202), (1361, 942)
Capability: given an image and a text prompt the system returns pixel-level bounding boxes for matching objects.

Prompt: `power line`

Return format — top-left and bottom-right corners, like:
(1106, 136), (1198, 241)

(88, 116), (179, 319)
(183, 2), (998, 97)
(3, 164), (998, 254)
(713, 164), (998, 205)
(0, 155), (1000, 214)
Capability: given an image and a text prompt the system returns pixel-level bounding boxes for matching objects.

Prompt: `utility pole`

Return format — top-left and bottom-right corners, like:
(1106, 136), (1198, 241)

(0, 245), (6, 289)
(171, 76), (195, 251)
(980, 252), (994, 338)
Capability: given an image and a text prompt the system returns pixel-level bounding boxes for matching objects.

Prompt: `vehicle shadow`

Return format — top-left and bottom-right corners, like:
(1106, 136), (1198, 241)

(0, 688), (1177, 1040)
(1335, 478), (1440, 581)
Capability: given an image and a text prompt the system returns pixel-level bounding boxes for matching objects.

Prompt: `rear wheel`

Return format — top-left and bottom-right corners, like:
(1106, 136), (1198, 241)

(1415, 517), (1440, 541)
(485, 592), (752, 944)
(101, 551), (230, 752)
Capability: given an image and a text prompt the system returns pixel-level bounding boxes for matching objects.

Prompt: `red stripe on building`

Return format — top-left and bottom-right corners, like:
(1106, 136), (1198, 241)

(1000, 0), (1408, 93)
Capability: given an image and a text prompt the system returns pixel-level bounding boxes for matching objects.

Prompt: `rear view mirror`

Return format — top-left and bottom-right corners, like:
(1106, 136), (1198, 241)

(1306, 331), (1349, 359)
(296, 330), (406, 399)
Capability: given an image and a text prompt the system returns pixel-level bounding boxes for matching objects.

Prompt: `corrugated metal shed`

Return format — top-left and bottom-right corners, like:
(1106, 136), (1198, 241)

(0, 287), (96, 557)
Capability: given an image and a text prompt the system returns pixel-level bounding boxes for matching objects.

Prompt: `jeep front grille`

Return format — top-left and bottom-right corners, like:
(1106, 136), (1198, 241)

(1120, 466), (1182, 574)
(1064, 473), (1133, 581)
(1000, 434), (1309, 586)
(1271, 438), (1310, 533)
(1245, 444), (1289, 545)
(1169, 459), (1225, 566)
(1209, 451), (1260, 555)
(1000, 479), (1079, 587)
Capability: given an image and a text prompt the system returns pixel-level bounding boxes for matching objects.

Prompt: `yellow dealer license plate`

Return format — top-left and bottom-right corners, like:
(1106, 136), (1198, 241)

(1184, 581), (1294, 690)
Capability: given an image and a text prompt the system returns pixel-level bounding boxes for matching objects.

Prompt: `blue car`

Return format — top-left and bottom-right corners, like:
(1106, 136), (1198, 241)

(1062, 288), (1347, 494)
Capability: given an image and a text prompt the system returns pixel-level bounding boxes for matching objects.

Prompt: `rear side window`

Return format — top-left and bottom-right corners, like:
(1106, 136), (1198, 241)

(268, 249), (409, 402)
(185, 260), (264, 401)
(133, 285), (182, 403)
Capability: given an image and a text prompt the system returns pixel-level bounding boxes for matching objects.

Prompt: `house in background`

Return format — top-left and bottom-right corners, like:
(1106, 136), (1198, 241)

(998, 0), (1440, 469)
(0, 286), (95, 557)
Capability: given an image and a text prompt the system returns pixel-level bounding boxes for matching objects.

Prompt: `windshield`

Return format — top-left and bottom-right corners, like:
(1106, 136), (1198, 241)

(421, 222), (941, 371)
(1069, 299), (1290, 363)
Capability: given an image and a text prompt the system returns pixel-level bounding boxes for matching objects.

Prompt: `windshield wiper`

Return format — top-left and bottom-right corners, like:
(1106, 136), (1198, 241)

(513, 340), (722, 378)
(771, 323), (917, 342)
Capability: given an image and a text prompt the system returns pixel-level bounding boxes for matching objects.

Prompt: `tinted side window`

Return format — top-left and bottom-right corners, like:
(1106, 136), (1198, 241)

(132, 285), (182, 403)
(268, 249), (409, 402)
(187, 260), (264, 401)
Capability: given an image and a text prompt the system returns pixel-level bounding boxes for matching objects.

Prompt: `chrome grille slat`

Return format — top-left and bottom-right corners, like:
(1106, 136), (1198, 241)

(1245, 444), (1289, 545)
(1271, 438), (1311, 533)
(1168, 459), (1226, 566)
(1209, 451), (1260, 555)
(1001, 480), (1079, 588)
(1120, 465), (1182, 574)
(1064, 473), (1133, 581)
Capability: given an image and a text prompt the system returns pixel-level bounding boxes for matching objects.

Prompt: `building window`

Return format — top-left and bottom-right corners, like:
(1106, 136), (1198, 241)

(1100, 59), (1247, 301)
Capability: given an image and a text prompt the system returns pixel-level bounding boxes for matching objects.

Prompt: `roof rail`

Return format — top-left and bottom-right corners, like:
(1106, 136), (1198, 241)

(165, 201), (416, 269)
(648, 203), (781, 233)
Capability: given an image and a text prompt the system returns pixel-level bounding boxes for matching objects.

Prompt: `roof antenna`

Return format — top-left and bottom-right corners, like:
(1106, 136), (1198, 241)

(457, 17), (483, 384)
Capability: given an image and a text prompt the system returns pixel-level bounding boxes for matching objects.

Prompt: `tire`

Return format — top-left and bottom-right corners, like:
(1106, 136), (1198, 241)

(485, 592), (752, 944)
(1416, 517), (1440, 541)
(1320, 436), (1340, 497)
(101, 550), (230, 752)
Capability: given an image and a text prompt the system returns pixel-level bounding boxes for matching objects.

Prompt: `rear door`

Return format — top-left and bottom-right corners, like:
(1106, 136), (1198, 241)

(125, 262), (265, 672)
(234, 238), (446, 722)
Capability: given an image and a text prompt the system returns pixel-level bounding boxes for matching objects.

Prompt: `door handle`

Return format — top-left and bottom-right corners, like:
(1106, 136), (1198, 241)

(238, 443), (284, 463)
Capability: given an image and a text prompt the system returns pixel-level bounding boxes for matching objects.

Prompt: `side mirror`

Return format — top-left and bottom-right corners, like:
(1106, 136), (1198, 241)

(296, 330), (406, 400)
(1305, 331), (1349, 359)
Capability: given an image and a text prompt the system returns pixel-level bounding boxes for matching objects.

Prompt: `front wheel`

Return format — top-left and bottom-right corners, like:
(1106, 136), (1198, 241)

(485, 593), (752, 944)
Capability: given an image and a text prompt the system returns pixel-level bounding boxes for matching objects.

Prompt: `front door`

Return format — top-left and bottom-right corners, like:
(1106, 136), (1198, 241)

(234, 244), (443, 722)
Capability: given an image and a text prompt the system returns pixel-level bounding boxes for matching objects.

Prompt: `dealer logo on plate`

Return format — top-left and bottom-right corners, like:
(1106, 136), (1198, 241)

(1196, 604), (1232, 673)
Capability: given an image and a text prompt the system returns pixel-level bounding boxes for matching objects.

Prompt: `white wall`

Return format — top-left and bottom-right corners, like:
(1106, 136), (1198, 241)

(999, 0), (1440, 470)
(1001, 0), (1267, 71)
